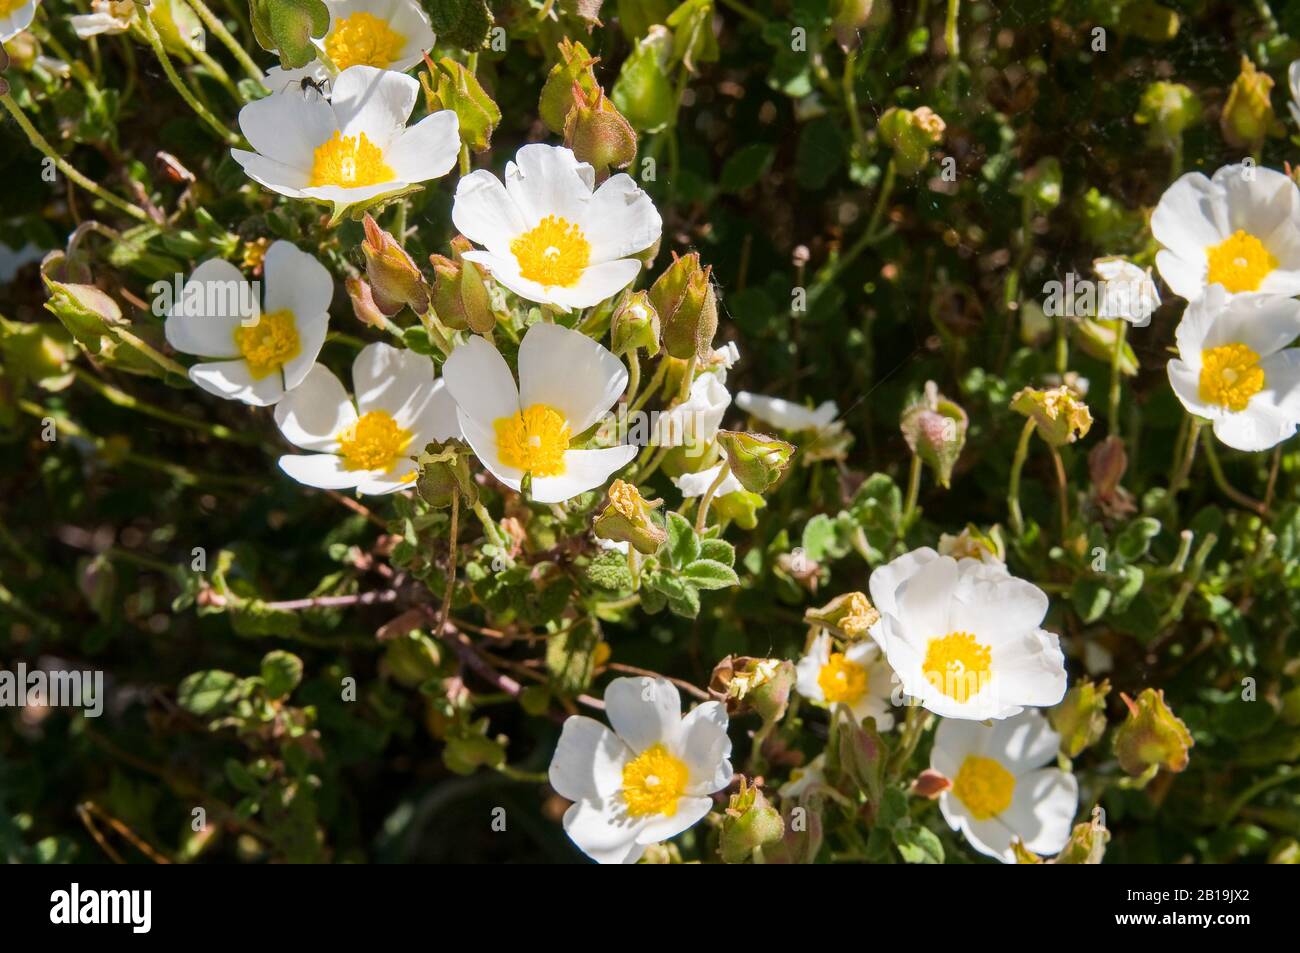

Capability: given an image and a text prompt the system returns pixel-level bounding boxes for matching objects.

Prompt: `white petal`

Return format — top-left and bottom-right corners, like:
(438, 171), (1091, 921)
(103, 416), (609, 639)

(579, 173), (663, 262)
(1167, 359), (1213, 418)
(278, 452), (361, 489)
(633, 796), (715, 846)
(355, 459), (419, 495)
(560, 799), (645, 864)
(456, 409), (524, 491)
(518, 323), (627, 433)
(1211, 403), (1299, 451)
(1154, 249), (1206, 301)
(604, 676), (682, 754)
(868, 546), (940, 621)
(672, 463), (743, 498)
(330, 64), (417, 148)
(548, 715), (631, 802)
(236, 89), (337, 171)
(189, 360), (285, 406)
(1002, 768), (1079, 857)
(230, 149), (311, 196)
(985, 708), (1061, 774)
(931, 717), (991, 778)
(385, 110), (460, 183)
(282, 310), (331, 392)
(263, 240), (334, 319)
(505, 143), (594, 227)
(1151, 171), (1226, 262)
(300, 181), (408, 207)
(677, 701), (732, 793)
(452, 170), (529, 254)
(352, 342), (434, 416)
(441, 335), (520, 427)
(547, 259), (643, 310)
(530, 445), (637, 503)
(163, 259), (248, 358)
(895, 555), (958, 643)
(735, 391), (837, 431)
(274, 362), (357, 450)
(402, 378), (463, 444)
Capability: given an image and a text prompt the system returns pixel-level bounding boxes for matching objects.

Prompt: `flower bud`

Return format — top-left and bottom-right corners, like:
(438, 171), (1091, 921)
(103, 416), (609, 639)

(805, 591), (880, 641)
(1050, 678), (1110, 758)
(611, 26), (675, 133)
(41, 272), (124, 354)
(422, 55), (501, 153)
(415, 439), (479, 508)
(899, 380), (968, 488)
(910, 769), (951, 800)
(345, 276), (387, 329)
(830, 0), (875, 49)
(651, 253), (718, 361)
(538, 38), (599, 134)
(1220, 55), (1276, 151)
(564, 83), (638, 178)
(1113, 688), (1193, 777)
(430, 235), (494, 333)
(610, 291), (660, 357)
(877, 105), (945, 176)
(1134, 81), (1201, 148)
(719, 777), (785, 864)
(1088, 436), (1136, 520)
(1010, 385), (1093, 447)
(709, 656), (795, 726)
(592, 480), (666, 555)
(1051, 806), (1110, 864)
(716, 430), (795, 494)
(1073, 318), (1137, 375)
(361, 214), (429, 316)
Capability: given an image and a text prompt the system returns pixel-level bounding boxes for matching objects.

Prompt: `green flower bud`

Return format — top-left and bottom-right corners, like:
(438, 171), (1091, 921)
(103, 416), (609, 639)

(1134, 81), (1201, 148)
(563, 83), (638, 178)
(877, 105), (945, 176)
(361, 214), (429, 316)
(422, 55), (502, 153)
(1220, 55), (1276, 151)
(650, 252), (718, 361)
(430, 235), (494, 334)
(612, 26), (676, 133)
(42, 273), (124, 353)
(666, 0), (720, 72)
(1117, 1), (1180, 43)
(1113, 688), (1193, 777)
(1050, 678), (1110, 758)
(719, 777), (785, 864)
(899, 380), (968, 489)
(1011, 385), (1093, 447)
(345, 276), (387, 330)
(831, 0), (876, 49)
(416, 439), (479, 508)
(610, 291), (660, 357)
(716, 430), (795, 494)
(539, 38), (600, 135)
(805, 591), (880, 641)
(592, 480), (667, 555)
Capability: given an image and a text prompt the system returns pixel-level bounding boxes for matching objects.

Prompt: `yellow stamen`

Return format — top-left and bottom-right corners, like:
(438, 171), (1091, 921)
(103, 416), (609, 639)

(493, 403), (570, 476)
(817, 653), (868, 706)
(510, 215), (591, 287)
(1206, 230), (1277, 293)
(336, 410), (412, 473)
(0, 0), (29, 14)
(1198, 342), (1265, 412)
(233, 308), (300, 379)
(923, 631), (992, 703)
(324, 12), (405, 71)
(952, 755), (1015, 820)
(309, 130), (395, 189)
(622, 743), (689, 817)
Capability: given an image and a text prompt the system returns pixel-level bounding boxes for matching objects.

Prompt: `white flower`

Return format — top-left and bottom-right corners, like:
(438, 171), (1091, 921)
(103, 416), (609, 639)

(736, 391), (838, 432)
(1151, 163), (1300, 301)
(1289, 60), (1300, 129)
(672, 463), (742, 499)
(273, 342), (460, 495)
(931, 709), (1079, 863)
(778, 752), (826, 799)
(70, 0), (133, 38)
(441, 323), (638, 503)
(1094, 256), (1160, 327)
(1166, 285), (1300, 451)
(868, 548), (1067, 721)
(547, 676), (732, 864)
(653, 372), (730, 447)
(317, 0), (434, 74)
(1, 0), (39, 41)
(794, 631), (896, 730)
(451, 144), (662, 310)
(163, 241), (331, 406)
(232, 65), (459, 214)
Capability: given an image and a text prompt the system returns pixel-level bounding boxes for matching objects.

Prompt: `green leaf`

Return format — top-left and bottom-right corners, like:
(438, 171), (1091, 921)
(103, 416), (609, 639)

(720, 143), (775, 193)
(894, 823), (945, 864)
(683, 558), (740, 590)
(665, 512), (700, 568)
(260, 650), (304, 700)
(178, 670), (247, 716)
(423, 0), (492, 51)
(1115, 517), (1161, 562)
(586, 549), (633, 592)
(698, 537), (735, 567)
(1071, 577), (1112, 624)
(250, 0), (330, 70)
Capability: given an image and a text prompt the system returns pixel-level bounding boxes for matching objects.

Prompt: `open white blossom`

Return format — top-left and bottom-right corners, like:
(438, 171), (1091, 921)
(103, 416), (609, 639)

(316, 0), (434, 74)
(795, 631), (896, 730)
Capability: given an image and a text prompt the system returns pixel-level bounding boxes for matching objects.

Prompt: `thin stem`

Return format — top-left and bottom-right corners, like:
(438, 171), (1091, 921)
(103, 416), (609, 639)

(1108, 320), (1127, 437)
(438, 493), (460, 635)
(864, 159), (897, 240)
(1, 94), (151, 223)
(1049, 445), (1070, 536)
(74, 367), (260, 444)
(1007, 418), (1036, 537)
(1201, 427), (1266, 515)
(624, 350), (641, 411)
(1168, 417), (1205, 501)
(184, 0), (268, 86)
(629, 358), (668, 414)
(263, 590), (397, 611)
(901, 454), (923, 527)
(695, 461), (732, 533)
(140, 13), (241, 145)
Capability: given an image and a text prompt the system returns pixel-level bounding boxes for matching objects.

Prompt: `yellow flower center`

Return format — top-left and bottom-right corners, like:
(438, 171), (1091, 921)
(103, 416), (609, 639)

(336, 410), (413, 473)
(923, 631), (992, 703)
(1206, 230), (1277, 293)
(510, 215), (591, 287)
(0, 0), (27, 15)
(233, 308), (300, 379)
(622, 743), (689, 818)
(324, 12), (405, 71)
(309, 130), (395, 189)
(1198, 342), (1265, 412)
(493, 403), (571, 476)
(817, 653), (868, 706)
(952, 755), (1016, 821)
